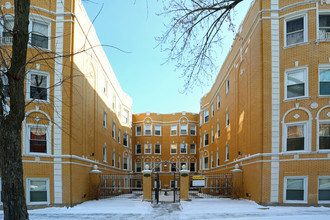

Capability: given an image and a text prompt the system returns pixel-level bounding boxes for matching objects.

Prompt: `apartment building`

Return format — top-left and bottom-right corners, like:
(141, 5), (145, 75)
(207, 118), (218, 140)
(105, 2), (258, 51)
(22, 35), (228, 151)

(0, 0), (132, 206)
(132, 112), (199, 188)
(199, 0), (330, 205)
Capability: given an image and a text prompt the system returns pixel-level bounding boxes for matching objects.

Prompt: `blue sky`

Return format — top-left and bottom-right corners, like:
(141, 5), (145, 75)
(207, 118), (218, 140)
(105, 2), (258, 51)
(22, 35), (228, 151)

(83, 0), (250, 114)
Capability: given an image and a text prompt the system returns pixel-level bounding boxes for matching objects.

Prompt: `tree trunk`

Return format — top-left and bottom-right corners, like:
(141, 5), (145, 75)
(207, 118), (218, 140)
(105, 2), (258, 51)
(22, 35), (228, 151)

(0, 0), (31, 219)
(0, 124), (29, 220)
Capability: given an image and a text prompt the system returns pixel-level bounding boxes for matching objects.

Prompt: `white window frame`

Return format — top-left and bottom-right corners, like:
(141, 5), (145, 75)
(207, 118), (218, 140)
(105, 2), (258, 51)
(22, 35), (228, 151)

(26, 178), (50, 205)
(103, 145), (107, 162)
(170, 143), (177, 154)
(180, 162), (187, 170)
(123, 109), (129, 124)
(25, 124), (51, 155)
(283, 121), (308, 152)
(217, 150), (220, 166)
(204, 109), (209, 123)
(211, 127), (214, 144)
(136, 162), (142, 172)
(112, 151), (115, 167)
(318, 176), (330, 203)
(180, 143), (187, 154)
(225, 143), (229, 161)
(204, 156), (209, 170)
(190, 124), (196, 136)
(317, 120), (330, 151)
(112, 122), (116, 139)
(226, 77), (229, 94)
(190, 162), (196, 172)
(135, 143), (142, 155)
(319, 65), (330, 96)
(136, 125), (142, 136)
(123, 133), (128, 147)
(154, 162), (162, 172)
(180, 124), (188, 135)
(26, 69), (50, 103)
(118, 128), (121, 144)
(170, 125), (177, 136)
(211, 153), (214, 168)
(217, 94), (220, 109)
(123, 157), (128, 170)
(204, 133), (209, 147)
(217, 121), (220, 138)
(29, 17), (51, 50)
(318, 12), (330, 40)
(211, 104), (214, 117)
(144, 143), (152, 154)
(154, 125), (161, 136)
(144, 124), (152, 136)
(103, 111), (107, 129)
(154, 143), (161, 155)
(284, 66), (308, 100)
(0, 17), (14, 45)
(144, 162), (152, 170)
(226, 109), (229, 127)
(118, 155), (121, 169)
(283, 176), (308, 204)
(284, 14), (308, 47)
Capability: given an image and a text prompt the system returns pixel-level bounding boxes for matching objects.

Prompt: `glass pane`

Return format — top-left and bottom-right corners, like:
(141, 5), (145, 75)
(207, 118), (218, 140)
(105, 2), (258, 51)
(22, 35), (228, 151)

(30, 180), (47, 191)
(4, 20), (14, 31)
(31, 34), (48, 49)
(288, 125), (304, 138)
(287, 32), (304, 45)
(30, 191), (47, 202)
(319, 15), (330, 28)
(320, 69), (330, 82)
(287, 70), (305, 85)
(31, 74), (47, 88)
(286, 189), (304, 200)
(320, 124), (330, 136)
(320, 82), (330, 95)
(320, 179), (330, 190)
(32, 22), (48, 36)
(287, 179), (304, 189)
(287, 137), (304, 151)
(180, 144), (187, 153)
(287, 18), (304, 33)
(319, 190), (330, 201)
(319, 137), (330, 150)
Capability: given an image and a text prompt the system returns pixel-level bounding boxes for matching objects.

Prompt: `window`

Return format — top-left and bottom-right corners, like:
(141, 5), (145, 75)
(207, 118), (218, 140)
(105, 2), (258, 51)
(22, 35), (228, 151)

(117, 104), (121, 118)
(144, 143), (152, 154)
(123, 109), (129, 124)
(118, 155), (121, 169)
(171, 163), (177, 172)
(136, 144), (142, 154)
(31, 21), (49, 49)
(144, 124), (152, 136)
(319, 177), (330, 202)
(285, 68), (308, 99)
(2, 19), (14, 44)
(112, 122), (115, 139)
(204, 157), (209, 169)
(319, 14), (330, 40)
(200, 137), (202, 148)
(103, 111), (107, 128)
(103, 77), (108, 96)
(217, 121), (220, 138)
(225, 143), (229, 161)
(217, 94), (220, 109)
(226, 109), (229, 127)
(180, 143), (187, 154)
(154, 125), (161, 136)
(319, 68), (330, 95)
(112, 151), (115, 166)
(190, 125), (196, 136)
(286, 123), (306, 151)
(190, 162), (196, 172)
(285, 15), (306, 46)
(118, 129), (121, 144)
(204, 133), (209, 146)
(212, 104), (214, 117)
(284, 176), (308, 203)
(144, 162), (152, 170)
(211, 127), (214, 143)
(136, 180), (142, 188)
(154, 162), (161, 172)
(211, 153), (214, 168)
(27, 178), (49, 204)
(190, 143), (196, 154)
(217, 150), (220, 166)
(136, 125), (142, 136)
(180, 162), (187, 170)
(27, 71), (49, 101)
(204, 110), (209, 123)
(112, 95), (116, 110)
(28, 126), (49, 154)
(123, 157), (128, 170)
(170, 180), (177, 188)
(155, 143), (161, 154)
(0, 73), (9, 98)
(123, 133), (128, 147)
(319, 123), (330, 150)
(170, 143), (177, 154)
(180, 124), (188, 135)
(103, 146), (107, 162)
(170, 125), (177, 136)
(226, 78), (229, 94)
(136, 162), (142, 172)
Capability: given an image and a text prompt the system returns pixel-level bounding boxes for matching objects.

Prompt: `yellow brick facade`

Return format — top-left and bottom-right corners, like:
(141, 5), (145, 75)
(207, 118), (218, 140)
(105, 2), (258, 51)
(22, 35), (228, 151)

(1, 0), (330, 208)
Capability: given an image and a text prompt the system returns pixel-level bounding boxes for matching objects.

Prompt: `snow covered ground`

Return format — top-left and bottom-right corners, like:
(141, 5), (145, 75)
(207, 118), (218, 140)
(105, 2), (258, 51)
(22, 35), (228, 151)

(1, 195), (330, 220)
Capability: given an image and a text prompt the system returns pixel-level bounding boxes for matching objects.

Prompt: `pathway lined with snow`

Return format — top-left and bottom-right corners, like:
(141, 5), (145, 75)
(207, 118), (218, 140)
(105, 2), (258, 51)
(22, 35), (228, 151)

(1, 196), (330, 219)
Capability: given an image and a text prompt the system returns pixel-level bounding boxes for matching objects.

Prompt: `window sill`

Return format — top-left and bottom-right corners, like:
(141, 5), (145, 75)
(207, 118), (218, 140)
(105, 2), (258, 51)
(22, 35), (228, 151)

(283, 41), (311, 49)
(224, 159), (229, 162)
(283, 96), (311, 102)
(318, 95), (330, 98)
(26, 98), (51, 104)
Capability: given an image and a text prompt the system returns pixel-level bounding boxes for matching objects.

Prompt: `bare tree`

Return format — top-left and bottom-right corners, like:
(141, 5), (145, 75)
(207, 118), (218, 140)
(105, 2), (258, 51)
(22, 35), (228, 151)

(158, 0), (244, 92)
(0, 0), (30, 219)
